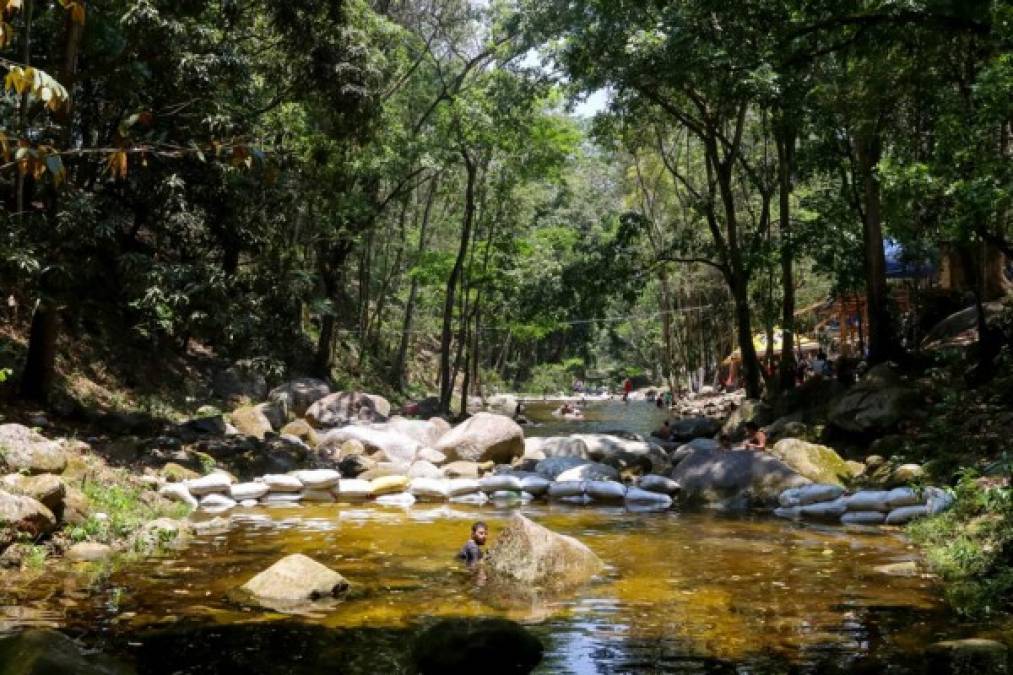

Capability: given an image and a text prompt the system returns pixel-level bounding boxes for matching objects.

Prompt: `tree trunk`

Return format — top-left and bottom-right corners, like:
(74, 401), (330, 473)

(856, 131), (895, 363)
(394, 177), (438, 390)
(776, 125), (797, 391)
(439, 154), (477, 413)
(20, 300), (59, 403)
(314, 239), (353, 378)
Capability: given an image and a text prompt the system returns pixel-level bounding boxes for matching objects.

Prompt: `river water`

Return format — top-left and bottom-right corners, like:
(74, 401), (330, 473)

(1, 401), (1004, 673)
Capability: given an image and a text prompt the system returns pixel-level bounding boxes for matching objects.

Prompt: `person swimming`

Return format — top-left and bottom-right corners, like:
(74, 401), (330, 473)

(457, 521), (487, 566)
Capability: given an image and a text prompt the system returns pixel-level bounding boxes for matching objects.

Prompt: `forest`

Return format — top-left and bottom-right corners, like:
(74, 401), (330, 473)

(1, 1), (1013, 672)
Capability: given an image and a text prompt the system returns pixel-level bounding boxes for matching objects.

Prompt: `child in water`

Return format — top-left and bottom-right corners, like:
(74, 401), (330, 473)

(457, 521), (487, 566)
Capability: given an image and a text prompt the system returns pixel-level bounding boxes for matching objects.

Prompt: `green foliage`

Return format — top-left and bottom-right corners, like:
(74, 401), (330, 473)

(68, 480), (188, 545)
(520, 358), (583, 394)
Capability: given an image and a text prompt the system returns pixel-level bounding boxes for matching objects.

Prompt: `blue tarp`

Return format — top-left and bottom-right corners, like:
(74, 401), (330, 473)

(884, 239), (935, 279)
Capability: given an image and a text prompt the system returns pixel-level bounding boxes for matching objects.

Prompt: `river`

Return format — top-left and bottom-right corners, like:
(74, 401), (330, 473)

(1, 401), (1003, 673)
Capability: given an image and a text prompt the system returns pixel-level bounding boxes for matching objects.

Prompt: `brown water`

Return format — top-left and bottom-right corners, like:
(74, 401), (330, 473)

(1, 401), (1005, 673)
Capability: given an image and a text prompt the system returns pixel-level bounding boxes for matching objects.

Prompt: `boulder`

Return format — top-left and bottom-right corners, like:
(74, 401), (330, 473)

(873, 561), (919, 576)
(0, 629), (135, 675)
(0, 424), (67, 475)
(889, 463), (925, 485)
(487, 514), (603, 591)
(770, 438), (852, 486)
(435, 413), (524, 464)
(306, 392), (388, 428)
(338, 454), (376, 478)
(523, 436), (589, 460)
(383, 417), (443, 447)
(279, 419), (319, 447)
(237, 554), (349, 610)
(212, 361), (267, 403)
(319, 426), (421, 465)
(229, 405), (273, 440)
(570, 434), (651, 460)
(556, 462), (620, 483)
(66, 542), (113, 563)
(671, 448), (810, 508)
(417, 447), (447, 465)
(408, 461), (442, 480)
(413, 618), (543, 675)
(176, 415), (227, 441)
(828, 366), (919, 435)
(428, 417), (452, 438)
(268, 378), (331, 419)
(485, 394), (520, 416)
(159, 462), (199, 483)
(534, 456), (589, 480)
(669, 416), (721, 441)
(441, 461), (487, 479)
(0, 473), (65, 514)
(0, 490), (57, 538)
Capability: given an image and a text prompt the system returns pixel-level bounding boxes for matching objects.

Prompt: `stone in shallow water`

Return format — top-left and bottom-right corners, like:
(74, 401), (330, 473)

(237, 553), (349, 610)
(873, 561), (919, 577)
(487, 513), (603, 590)
(413, 618), (543, 674)
(66, 542), (113, 563)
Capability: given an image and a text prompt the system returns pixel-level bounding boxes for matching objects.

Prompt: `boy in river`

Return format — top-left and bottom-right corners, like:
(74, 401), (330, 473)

(743, 421), (767, 451)
(457, 521), (487, 566)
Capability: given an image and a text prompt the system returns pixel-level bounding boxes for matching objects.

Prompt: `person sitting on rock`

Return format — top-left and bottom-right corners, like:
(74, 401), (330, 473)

(743, 421), (767, 451)
(652, 420), (672, 440)
(457, 521), (487, 566)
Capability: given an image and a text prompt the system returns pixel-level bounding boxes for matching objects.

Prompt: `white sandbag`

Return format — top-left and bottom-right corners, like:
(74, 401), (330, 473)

(479, 475), (523, 493)
(446, 478), (481, 497)
(780, 484), (844, 508)
(186, 472), (233, 496)
(800, 497), (848, 519)
(261, 492), (303, 504)
(301, 489), (336, 502)
(585, 480), (627, 501)
(518, 475), (550, 496)
(548, 481), (586, 499)
(159, 483), (198, 508)
(845, 490), (891, 512)
(841, 511), (886, 525)
(258, 474), (303, 492)
(886, 487), (922, 508)
(410, 478), (450, 501)
(557, 494), (592, 505)
(773, 506), (802, 519)
(925, 486), (955, 515)
(229, 482), (270, 501)
(376, 492), (416, 508)
(334, 479), (372, 500)
(449, 491), (488, 505)
(239, 499), (258, 508)
(885, 504), (928, 525)
(200, 493), (237, 510)
(489, 490), (532, 503)
(624, 486), (672, 507)
(292, 469), (340, 489)
(638, 475), (681, 495)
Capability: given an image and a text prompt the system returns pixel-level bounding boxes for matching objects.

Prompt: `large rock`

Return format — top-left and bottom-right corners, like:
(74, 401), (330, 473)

(212, 361), (267, 403)
(669, 416), (721, 441)
(319, 426), (421, 464)
(0, 424), (67, 475)
(770, 438), (852, 486)
(229, 405), (274, 439)
(828, 364), (919, 435)
(721, 399), (773, 440)
(306, 392), (389, 428)
(176, 415), (227, 441)
(671, 448), (810, 508)
(487, 514), (603, 591)
(0, 490), (57, 539)
(485, 394), (520, 416)
(570, 434), (651, 460)
(382, 417), (444, 447)
(279, 419), (320, 447)
(435, 413), (524, 464)
(0, 473), (65, 514)
(523, 436), (589, 460)
(413, 618), (542, 675)
(0, 629), (135, 675)
(534, 456), (589, 480)
(268, 378), (331, 419)
(66, 542), (114, 563)
(237, 553), (349, 610)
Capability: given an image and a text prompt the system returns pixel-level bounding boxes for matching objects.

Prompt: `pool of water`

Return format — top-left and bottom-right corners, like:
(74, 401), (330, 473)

(1, 401), (1005, 673)
(520, 399), (671, 438)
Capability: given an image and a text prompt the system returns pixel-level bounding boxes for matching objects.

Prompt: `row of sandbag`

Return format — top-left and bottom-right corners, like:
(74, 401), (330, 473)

(774, 484), (955, 525)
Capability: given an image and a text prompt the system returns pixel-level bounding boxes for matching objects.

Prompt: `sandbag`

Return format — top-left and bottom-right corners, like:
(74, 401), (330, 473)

(449, 491), (488, 505)
(773, 506), (802, 519)
(886, 487), (922, 508)
(548, 481), (586, 499)
(230, 482), (270, 501)
(489, 490), (532, 503)
(624, 486), (672, 507)
(845, 490), (891, 512)
(376, 492), (416, 508)
(446, 478), (481, 497)
(261, 492), (303, 504)
(800, 497), (848, 519)
(925, 486), (955, 515)
(259, 474), (303, 493)
(301, 489), (336, 502)
(639, 475), (680, 495)
(370, 475), (410, 496)
(779, 484), (844, 508)
(410, 478), (450, 501)
(200, 493), (237, 510)
(885, 504), (928, 525)
(841, 511), (886, 525)
(334, 479), (372, 500)
(556, 494), (592, 505)
(585, 480), (627, 502)
(479, 475), (523, 493)
(519, 474), (550, 496)
(292, 469), (340, 489)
